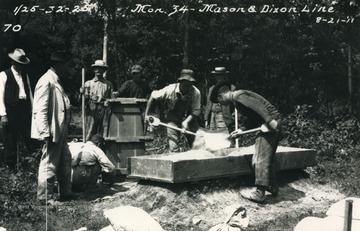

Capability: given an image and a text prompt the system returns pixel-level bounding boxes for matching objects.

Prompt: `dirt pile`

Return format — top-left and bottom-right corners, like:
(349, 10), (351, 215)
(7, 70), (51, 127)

(92, 170), (346, 231)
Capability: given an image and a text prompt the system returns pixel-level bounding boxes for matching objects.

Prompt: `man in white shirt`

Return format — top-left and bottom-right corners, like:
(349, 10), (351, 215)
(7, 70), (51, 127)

(71, 134), (115, 192)
(0, 48), (34, 170)
(144, 69), (201, 152)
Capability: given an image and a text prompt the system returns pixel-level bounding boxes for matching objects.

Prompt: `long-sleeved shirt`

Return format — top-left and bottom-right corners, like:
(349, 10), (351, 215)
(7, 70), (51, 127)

(0, 66), (33, 116)
(118, 79), (146, 98)
(232, 90), (280, 131)
(71, 141), (115, 173)
(151, 83), (201, 122)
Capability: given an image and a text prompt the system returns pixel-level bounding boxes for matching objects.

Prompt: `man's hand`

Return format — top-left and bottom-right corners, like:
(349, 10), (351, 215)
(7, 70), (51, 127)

(268, 119), (278, 130)
(79, 86), (84, 94)
(144, 115), (153, 132)
(229, 129), (243, 139)
(181, 120), (190, 132)
(1, 115), (8, 127)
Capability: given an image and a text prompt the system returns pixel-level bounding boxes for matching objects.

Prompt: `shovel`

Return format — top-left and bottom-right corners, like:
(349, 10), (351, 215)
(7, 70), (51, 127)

(229, 124), (272, 138)
(148, 116), (196, 136)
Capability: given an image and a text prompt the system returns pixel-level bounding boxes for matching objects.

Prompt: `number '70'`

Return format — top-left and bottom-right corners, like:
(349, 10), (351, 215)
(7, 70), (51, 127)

(3, 24), (22, 32)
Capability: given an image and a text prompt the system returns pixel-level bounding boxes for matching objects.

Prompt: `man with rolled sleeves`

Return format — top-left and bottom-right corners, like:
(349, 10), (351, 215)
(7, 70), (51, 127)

(145, 69), (201, 152)
(31, 52), (75, 204)
(80, 60), (113, 141)
(0, 48), (34, 170)
(211, 82), (282, 203)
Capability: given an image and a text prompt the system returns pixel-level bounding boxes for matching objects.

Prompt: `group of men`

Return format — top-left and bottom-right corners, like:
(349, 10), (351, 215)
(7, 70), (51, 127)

(0, 47), (282, 204)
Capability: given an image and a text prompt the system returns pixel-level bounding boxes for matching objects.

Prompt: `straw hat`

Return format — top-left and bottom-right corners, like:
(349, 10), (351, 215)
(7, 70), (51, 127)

(91, 60), (108, 69)
(211, 67), (229, 75)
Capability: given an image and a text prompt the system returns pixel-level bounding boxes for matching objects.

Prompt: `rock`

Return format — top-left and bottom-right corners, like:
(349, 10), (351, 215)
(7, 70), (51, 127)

(103, 206), (165, 231)
(192, 217), (202, 225)
(294, 197), (360, 231)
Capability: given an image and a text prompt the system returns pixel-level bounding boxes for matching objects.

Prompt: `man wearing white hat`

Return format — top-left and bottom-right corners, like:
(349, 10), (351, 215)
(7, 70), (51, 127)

(0, 48), (34, 170)
(80, 60), (113, 141)
(144, 69), (201, 152)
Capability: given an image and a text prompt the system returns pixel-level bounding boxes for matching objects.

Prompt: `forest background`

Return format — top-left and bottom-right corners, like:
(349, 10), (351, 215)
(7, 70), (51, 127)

(0, 0), (359, 117)
(1, 0), (360, 230)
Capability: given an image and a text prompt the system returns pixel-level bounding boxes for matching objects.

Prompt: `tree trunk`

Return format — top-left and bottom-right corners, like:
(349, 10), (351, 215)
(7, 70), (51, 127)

(103, 14), (109, 79)
(182, 0), (189, 69)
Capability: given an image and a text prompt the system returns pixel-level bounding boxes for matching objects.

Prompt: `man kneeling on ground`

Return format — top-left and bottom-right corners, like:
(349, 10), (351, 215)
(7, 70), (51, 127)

(71, 134), (115, 192)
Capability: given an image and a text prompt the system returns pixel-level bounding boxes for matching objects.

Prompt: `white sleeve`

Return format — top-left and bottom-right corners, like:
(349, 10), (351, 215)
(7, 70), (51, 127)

(0, 72), (8, 116)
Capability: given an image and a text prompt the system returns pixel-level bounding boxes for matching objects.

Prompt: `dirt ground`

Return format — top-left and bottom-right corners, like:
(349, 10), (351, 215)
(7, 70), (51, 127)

(1, 109), (357, 231)
(89, 167), (346, 231)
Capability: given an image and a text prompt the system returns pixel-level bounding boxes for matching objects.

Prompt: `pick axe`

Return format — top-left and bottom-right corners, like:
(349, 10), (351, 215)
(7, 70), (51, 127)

(147, 116), (197, 136)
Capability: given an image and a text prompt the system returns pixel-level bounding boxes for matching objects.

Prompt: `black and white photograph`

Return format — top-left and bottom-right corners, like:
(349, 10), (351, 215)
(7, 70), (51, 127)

(0, 0), (360, 230)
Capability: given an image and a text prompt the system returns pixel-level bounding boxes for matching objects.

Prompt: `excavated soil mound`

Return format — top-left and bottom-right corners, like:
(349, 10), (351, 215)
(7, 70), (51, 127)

(92, 169), (346, 231)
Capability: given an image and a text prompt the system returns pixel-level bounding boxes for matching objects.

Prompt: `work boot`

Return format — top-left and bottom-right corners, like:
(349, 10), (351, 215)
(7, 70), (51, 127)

(240, 187), (265, 203)
(266, 185), (279, 196)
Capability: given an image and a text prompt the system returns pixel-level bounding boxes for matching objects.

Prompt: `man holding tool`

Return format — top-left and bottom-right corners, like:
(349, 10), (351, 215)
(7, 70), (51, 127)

(210, 82), (281, 203)
(80, 60), (113, 141)
(144, 69), (201, 152)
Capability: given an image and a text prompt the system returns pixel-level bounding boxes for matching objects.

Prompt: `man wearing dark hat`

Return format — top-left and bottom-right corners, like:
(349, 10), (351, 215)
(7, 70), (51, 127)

(117, 64), (147, 98)
(31, 51), (75, 203)
(144, 69), (201, 152)
(0, 48), (34, 170)
(80, 60), (113, 141)
(70, 134), (115, 192)
(210, 82), (281, 203)
(204, 67), (236, 132)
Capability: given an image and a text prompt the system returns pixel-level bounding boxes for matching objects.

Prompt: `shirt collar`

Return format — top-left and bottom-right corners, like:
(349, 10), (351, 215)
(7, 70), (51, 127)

(175, 83), (193, 98)
(49, 68), (60, 82)
(11, 66), (21, 76)
(93, 76), (105, 82)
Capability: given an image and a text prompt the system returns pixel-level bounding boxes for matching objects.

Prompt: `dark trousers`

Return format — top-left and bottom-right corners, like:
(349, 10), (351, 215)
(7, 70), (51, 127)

(167, 118), (199, 152)
(85, 103), (110, 141)
(2, 100), (33, 169)
(253, 122), (282, 187)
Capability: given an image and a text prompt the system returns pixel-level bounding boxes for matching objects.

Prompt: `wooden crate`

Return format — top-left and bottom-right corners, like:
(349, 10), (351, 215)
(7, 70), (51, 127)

(128, 146), (317, 183)
(104, 98), (152, 174)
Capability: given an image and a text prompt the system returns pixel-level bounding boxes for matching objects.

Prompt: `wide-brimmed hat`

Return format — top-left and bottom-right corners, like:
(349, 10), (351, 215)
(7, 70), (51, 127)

(50, 52), (71, 62)
(91, 60), (108, 69)
(210, 81), (231, 103)
(178, 69), (196, 82)
(131, 64), (142, 73)
(211, 67), (229, 75)
(8, 48), (30, 64)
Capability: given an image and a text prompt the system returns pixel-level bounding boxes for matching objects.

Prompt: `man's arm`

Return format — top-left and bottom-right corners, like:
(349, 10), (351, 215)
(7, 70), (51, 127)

(32, 80), (51, 140)
(0, 72), (7, 117)
(182, 87), (201, 130)
(144, 95), (155, 122)
(94, 146), (115, 173)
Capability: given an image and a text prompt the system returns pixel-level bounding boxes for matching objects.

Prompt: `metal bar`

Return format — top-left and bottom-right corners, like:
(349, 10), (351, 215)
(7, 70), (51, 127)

(344, 199), (353, 231)
(82, 68), (86, 142)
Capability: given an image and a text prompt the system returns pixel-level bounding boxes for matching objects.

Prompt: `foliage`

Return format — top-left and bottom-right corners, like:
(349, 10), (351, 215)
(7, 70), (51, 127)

(1, 0), (359, 114)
